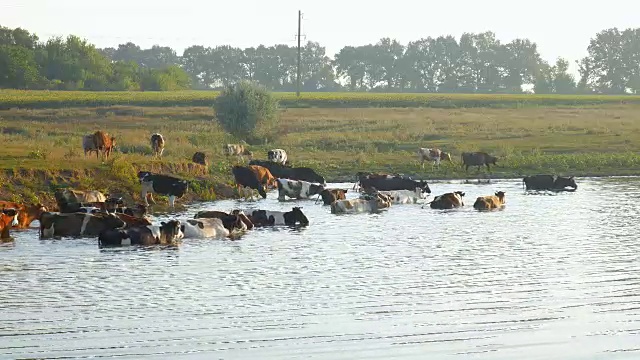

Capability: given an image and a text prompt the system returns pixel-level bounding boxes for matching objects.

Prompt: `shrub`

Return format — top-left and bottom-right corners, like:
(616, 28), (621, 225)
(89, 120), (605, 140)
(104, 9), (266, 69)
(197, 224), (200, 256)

(213, 81), (278, 139)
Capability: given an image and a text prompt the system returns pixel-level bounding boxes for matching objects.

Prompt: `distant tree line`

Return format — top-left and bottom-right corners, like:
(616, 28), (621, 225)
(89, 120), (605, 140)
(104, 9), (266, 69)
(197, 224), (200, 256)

(2, 24), (640, 94)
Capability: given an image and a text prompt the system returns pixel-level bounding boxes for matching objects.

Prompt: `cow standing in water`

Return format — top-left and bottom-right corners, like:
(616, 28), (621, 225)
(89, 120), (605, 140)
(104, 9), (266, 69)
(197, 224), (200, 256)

(150, 133), (165, 158)
(523, 175), (577, 192)
(473, 191), (506, 210)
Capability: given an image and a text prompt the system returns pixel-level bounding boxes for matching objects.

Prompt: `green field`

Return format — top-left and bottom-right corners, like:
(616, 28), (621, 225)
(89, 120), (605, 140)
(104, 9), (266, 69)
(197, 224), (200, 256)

(1, 91), (640, 209)
(2, 90), (640, 109)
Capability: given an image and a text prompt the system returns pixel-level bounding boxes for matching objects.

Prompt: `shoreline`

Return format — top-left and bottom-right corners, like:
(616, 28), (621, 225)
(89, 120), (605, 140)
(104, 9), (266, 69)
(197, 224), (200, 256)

(3, 166), (639, 213)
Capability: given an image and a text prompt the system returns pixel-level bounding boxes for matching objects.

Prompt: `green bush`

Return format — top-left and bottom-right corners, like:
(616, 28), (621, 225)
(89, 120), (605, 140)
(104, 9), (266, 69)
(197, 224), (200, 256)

(213, 81), (278, 139)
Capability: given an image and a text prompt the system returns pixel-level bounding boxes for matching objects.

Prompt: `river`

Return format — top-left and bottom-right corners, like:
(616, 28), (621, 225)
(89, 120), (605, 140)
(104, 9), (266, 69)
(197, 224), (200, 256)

(1, 177), (639, 359)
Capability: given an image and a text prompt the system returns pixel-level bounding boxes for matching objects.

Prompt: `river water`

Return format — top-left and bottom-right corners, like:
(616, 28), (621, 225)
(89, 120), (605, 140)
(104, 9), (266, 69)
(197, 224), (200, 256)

(1, 177), (639, 360)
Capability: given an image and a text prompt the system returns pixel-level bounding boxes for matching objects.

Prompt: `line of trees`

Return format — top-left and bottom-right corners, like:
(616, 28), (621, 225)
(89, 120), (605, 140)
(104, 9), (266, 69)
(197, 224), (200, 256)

(2, 24), (640, 94)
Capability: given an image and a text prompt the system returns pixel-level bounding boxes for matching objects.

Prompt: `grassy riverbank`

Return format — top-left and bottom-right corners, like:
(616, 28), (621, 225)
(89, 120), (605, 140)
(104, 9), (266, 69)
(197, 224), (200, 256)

(1, 99), (639, 209)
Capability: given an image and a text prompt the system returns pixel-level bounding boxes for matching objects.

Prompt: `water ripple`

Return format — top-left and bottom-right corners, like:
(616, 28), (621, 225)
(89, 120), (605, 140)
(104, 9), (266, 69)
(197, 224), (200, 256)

(0, 178), (639, 359)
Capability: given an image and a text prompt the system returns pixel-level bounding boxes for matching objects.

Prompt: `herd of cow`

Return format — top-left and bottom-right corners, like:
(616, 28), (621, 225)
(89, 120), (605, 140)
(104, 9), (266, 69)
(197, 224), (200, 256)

(0, 137), (580, 247)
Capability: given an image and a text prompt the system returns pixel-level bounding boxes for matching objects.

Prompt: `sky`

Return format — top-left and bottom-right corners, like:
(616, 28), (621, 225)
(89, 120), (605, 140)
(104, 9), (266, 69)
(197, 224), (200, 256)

(2, 0), (639, 79)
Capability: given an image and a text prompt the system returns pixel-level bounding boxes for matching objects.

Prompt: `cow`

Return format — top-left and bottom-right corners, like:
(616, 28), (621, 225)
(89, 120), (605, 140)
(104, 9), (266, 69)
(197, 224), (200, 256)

(54, 189), (108, 213)
(194, 210), (255, 230)
(364, 188), (427, 204)
(418, 148), (452, 169)
(231, 165), (267, 200)
(276, 178), (325, 201)
(107, 202), (148, 219)
(0, 201), (47, 229)
(331, 192), (392, 214)
(82, 134), (99, 158)
(248, 160), (325, 184)
(39, 212), (126, 239)
(428, 191), (465, 209)
(318, 188), (348, 205)
(248, 165), (278, 189)
(180, 216), (247, 239)
(245, 207), (309, 226)
(0, 208), (19, 239)
(523, 175), (578, 192)
(138, 171), (189, 208)
(224, 144), (253, 162)
(98, 220), (184, 247)
(267, 149), (288, 165)
(360, 175), (431, 195)
(353, 172), (408, 191)
(150, 133), (165, 158)
(461, 152), (498, 172)
(91, 130), (116, 161)
(111, 212), (152, 227)
(192, 152), (208, 166)
(473, 191), (506, 210)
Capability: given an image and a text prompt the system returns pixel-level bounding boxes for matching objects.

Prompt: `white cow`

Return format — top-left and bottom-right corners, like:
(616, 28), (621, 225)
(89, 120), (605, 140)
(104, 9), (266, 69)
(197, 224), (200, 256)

(268, 148), (288, 165)
(418, 148), (452, 169)
(276, 178), (325, 201)
(331, 193), (393, 214)
(365, 188), (428, 204)
(180, 218), (245, 239)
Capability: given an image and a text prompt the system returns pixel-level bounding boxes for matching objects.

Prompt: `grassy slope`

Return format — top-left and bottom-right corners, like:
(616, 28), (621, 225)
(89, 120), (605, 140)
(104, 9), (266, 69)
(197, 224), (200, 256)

(1, 102), (640, 208)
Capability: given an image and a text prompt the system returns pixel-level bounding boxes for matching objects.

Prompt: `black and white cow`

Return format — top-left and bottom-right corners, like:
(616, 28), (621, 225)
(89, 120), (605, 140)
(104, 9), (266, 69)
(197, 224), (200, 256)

(267, 148), (288, 165)
(98, 219), (184, 247)
(276, 178), (325, 201)
(138, 171), (188, 208)
(244, 207), (309, 226)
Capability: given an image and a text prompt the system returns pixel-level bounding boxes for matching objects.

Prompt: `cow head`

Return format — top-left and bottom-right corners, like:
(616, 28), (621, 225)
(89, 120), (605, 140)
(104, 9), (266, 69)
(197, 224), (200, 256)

(100, 212), (127, 229)
(285, 207), (309, 226)
(308, 183), (325, 197)
(231, 210), (254, 230)
(555, 176), (577, 190)
(137, 171), (152, 183)
(159, 220), (183, 245)
(495, 191), (506, 202)
(220, 215), (245, 232)
(1, 208), (19, 228)
(489, 155), (498, 165)
(419, 180), (431, 194)
(441, 152), (452, 162)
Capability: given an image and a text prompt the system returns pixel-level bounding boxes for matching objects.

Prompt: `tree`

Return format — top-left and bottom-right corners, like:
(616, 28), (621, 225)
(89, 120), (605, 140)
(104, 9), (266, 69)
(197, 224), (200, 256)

(213, 80), (278, 139)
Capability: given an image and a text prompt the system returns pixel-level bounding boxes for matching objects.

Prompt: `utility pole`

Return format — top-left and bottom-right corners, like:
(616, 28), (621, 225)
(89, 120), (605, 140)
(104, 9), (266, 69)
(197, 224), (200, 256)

(296, 10), (302, 97)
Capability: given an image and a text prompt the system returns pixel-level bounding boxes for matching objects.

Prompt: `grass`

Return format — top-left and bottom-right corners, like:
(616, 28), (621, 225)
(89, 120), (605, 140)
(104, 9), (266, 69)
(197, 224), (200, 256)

(2, 89), (640, 109)
(1, 101), (640, 208)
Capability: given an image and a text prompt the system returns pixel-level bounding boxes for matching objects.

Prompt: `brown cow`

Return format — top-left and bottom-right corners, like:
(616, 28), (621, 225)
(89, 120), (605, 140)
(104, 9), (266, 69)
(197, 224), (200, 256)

(0, 201), (47, 229)
(473, 191), (506, 210)
(248, 165), (278, 189)
(319, 188), (348, 205)
(428, 191), (465, 209)
(92, 131), (116, 161)
(461, 152), (498, 172)
(0, 208), (19, 239)
(114, 213), (153, 227)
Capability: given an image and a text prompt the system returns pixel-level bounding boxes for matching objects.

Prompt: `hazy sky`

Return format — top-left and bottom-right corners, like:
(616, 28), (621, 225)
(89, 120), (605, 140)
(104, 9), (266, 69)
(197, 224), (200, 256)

(2, 0), (639, 78)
